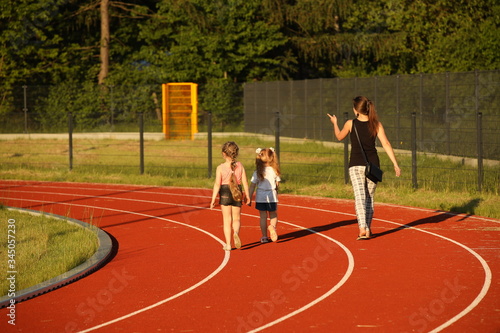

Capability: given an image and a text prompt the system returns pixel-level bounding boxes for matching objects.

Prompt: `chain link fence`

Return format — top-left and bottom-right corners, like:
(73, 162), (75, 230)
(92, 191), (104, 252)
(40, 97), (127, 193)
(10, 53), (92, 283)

(2, 82), (245, 135)
(3, 84), (163, 133)
(1, 70), (499, 194)
(244, 70), (500, 161)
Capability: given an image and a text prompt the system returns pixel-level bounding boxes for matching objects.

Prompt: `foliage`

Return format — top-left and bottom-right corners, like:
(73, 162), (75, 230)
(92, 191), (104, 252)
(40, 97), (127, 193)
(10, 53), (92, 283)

(33, 82), (162, 132)
(199, 78), (243, 130)
(0, 0), (498, 131)
(137, 0), (288, 83)
(34, 81), (105, 131)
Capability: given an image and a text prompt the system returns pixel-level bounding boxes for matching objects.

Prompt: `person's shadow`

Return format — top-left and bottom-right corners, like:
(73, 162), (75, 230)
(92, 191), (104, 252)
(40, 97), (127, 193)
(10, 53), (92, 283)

(372, 198), (482, 239)
(240, 198), (482, 248)
(240, 219), (358, 249)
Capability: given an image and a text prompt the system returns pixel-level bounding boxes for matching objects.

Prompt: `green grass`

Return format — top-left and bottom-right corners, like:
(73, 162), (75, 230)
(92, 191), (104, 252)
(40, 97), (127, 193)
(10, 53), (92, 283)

(1, 135), (499, 219)
(0, 207), (99, 297)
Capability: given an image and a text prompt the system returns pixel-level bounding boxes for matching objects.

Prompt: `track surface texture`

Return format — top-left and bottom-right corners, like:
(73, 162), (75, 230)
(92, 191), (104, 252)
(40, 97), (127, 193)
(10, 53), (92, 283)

(0, 180), (499, 333)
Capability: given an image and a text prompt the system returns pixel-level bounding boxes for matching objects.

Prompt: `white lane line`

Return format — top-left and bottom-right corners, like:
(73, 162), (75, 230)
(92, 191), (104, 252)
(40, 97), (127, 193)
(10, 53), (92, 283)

(2, 191), (355, 332)
(0, 196), (230, 333)
(278, 204), (493, 333)
(2, 183), (495, 331)
(3, 180), (498, 224)
(248, 226), (354, 333)
(375, 217), (492, 333)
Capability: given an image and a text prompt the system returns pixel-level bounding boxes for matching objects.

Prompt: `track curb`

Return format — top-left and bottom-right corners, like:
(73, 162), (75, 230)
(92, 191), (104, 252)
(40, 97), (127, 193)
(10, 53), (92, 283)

(0, 207), (114, 308)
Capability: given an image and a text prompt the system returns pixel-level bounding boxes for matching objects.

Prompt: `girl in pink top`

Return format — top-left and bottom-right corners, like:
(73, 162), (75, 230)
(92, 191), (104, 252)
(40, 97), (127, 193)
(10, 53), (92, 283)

(210, 141), (250, 251)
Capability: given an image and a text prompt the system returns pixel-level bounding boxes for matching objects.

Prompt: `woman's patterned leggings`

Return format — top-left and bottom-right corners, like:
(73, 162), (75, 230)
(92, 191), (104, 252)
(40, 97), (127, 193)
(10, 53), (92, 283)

(349, 166), (377, 230)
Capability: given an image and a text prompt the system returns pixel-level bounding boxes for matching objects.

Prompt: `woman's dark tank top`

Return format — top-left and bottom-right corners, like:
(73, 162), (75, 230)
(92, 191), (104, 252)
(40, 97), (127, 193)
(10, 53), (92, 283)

(349, 119), (380, 167)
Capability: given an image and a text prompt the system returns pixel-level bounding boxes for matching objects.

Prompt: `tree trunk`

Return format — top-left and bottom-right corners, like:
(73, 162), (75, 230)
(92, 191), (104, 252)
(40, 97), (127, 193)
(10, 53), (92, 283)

(98, 0), (110, 85)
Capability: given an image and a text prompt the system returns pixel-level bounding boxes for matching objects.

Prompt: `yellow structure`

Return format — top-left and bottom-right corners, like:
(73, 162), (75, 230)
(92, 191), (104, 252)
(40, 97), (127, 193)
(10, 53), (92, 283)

(162, 83), (198, 140)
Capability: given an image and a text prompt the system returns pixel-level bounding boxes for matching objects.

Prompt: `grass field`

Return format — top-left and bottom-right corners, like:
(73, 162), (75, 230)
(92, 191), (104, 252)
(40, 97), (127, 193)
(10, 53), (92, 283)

(0, 207), (98, 297)
(1, 135), (499, 219)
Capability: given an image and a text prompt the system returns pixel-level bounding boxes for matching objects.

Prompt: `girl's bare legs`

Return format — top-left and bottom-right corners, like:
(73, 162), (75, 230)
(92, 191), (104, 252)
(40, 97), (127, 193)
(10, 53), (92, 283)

(268, 211), (278, 241)
(231, 206), (242, 248)
(269, 211), (277, 229)
(221, 205), (233, 250)
(259, 210), (268, 238)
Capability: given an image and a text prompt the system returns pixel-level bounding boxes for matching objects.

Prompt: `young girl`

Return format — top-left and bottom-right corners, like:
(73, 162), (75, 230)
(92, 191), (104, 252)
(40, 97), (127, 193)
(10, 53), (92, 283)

(328, 96), (401, 240)
(248, 147), (281, 243)
(210, 141), (250, 251)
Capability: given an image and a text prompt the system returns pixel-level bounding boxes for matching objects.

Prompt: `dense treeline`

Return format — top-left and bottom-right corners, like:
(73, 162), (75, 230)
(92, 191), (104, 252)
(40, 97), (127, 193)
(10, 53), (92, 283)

(1, 0), (498, 131)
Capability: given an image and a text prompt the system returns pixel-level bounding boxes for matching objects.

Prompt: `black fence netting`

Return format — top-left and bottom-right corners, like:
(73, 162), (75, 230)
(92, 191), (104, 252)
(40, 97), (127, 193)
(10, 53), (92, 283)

(3, 84), (163, 134)
(244, 70), (500, 161)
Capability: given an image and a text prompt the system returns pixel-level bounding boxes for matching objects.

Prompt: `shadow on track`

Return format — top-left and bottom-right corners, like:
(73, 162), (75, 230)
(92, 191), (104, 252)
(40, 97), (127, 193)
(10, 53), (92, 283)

(240, 219), (358, 250)
(373, 198), (482, 239)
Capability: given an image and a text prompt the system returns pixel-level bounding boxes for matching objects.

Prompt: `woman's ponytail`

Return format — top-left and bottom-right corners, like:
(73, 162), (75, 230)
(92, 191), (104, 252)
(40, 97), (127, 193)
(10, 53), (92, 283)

(353, 96), (379, 137)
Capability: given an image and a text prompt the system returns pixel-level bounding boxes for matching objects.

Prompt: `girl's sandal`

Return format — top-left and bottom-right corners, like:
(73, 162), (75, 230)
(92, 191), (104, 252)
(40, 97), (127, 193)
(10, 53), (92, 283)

(222, 244), (232, 251)
(233, 233), (242, 249)
(268, 225), (278, 242)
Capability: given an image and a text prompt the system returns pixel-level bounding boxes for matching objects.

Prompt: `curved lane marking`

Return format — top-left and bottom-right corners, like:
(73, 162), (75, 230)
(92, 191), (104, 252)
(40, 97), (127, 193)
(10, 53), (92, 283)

(1, 191), (354, 332)
(1, 183), (495, 332)
(278, 203), (493, 333)
(247, 225), (354, 332)
(7, 181), (498, 224)
(0, 196), (230, 333)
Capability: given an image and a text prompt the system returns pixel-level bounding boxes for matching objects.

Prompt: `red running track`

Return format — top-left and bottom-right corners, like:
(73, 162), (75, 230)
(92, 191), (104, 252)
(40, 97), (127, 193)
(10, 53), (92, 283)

(0, 180), (499, 333)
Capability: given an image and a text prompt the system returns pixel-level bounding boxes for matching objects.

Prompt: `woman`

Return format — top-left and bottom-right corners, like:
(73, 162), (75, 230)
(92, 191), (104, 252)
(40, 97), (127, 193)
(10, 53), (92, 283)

(328, 96), (401, 239)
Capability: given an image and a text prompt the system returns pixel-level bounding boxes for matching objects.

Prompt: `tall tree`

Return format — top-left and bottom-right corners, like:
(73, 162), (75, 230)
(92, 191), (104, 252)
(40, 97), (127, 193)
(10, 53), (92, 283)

(98, 0), (110, 84)
(137, 0), (288, 83)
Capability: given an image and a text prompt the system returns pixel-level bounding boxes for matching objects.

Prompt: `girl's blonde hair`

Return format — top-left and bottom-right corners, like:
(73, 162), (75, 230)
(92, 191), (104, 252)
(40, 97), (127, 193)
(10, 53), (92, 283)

(222, 141), (242, 201)
(255, 148), (280, 181)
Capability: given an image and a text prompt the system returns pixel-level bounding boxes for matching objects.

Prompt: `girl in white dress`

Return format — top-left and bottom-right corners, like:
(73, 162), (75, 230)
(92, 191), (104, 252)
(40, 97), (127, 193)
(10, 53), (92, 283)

(248, 148), (281, 243)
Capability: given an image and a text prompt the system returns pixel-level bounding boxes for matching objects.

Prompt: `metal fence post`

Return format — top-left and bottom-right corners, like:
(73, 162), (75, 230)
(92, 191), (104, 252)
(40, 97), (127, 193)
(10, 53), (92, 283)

(68, 112), (73, 171)
(207, 111), (212, 178)
(23, 85), (28, 134)
(139, 112), (144, 175)
(304, 80), (308, 138)
(445, 72), (451, 155)
(477, 112), (483, 192)
(396, 75), (400, 146)
(411, 112), (417, 189)
(419, 74), (424, 151)
(109, 85), (115, 131)
(475, 70), (483, 193)
(275, 111), (280, 162)
(343, 112), (349, 184)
